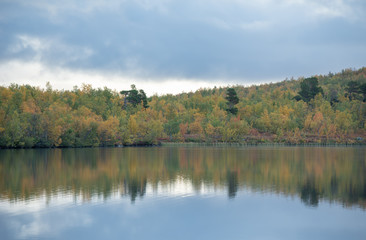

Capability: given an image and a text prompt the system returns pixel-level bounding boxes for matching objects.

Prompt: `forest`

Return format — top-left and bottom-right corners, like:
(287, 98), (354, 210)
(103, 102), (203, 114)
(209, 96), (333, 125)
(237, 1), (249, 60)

(0, 67), (365, 148)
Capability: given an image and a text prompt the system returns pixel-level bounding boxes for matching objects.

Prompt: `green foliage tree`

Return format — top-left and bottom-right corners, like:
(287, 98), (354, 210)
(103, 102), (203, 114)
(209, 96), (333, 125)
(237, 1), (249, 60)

(60, 128), (75, 147)
(164, 118), (181, 141)
(328, 88), (340, 106)
(345, 81), (360, 100)
(120, 85), (149, 109)
(359, 83), (366, 102)
(225, 88), (239, 115)
(295, 77), (323, 103)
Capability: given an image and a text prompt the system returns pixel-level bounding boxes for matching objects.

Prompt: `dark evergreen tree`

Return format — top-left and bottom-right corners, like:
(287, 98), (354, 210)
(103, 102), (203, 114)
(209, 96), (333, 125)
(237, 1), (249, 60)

(360, 83), (366, 102)
(121, 85), (149, 109)
(139, 89), (149, 109)
(329, 88), (339, 106)
(345, 81), (360, 100)
(225, 88), (239, 115)
(296, 77), (323, 103)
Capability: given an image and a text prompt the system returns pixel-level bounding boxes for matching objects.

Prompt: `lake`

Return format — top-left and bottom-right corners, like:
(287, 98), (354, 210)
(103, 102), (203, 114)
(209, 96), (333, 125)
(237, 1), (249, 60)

(0, 146), (365, 239)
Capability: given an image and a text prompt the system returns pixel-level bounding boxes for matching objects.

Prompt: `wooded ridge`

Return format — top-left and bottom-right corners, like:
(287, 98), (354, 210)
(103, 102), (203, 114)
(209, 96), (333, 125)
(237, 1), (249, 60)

(0, 67), (365, 148)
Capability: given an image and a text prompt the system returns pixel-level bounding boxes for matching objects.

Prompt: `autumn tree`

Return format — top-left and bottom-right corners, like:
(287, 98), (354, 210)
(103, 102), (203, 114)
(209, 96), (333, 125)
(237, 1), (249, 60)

(0, 67), (365, 147)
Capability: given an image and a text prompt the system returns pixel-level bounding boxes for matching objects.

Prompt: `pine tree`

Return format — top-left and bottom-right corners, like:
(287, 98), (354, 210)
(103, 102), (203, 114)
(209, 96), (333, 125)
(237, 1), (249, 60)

(121, 85), (149, 109)
(360, 83), (366, 102)
(295, 77), (323, 103)
(345, 81), (360, 100)
(225, 88), (239, 115)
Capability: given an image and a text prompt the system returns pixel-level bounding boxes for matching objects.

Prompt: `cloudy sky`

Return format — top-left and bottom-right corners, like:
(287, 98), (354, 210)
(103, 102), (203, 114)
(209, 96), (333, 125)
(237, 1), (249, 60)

(0, 0), (365, 95)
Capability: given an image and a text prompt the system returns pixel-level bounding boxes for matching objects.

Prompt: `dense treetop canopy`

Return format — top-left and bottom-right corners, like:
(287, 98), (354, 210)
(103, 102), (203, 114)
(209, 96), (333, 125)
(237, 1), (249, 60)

(0, 67), (365, 147)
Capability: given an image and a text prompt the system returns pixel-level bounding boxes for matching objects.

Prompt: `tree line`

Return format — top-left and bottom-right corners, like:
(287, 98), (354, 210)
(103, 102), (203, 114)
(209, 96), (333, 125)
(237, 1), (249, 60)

(0, 67), (365, 148)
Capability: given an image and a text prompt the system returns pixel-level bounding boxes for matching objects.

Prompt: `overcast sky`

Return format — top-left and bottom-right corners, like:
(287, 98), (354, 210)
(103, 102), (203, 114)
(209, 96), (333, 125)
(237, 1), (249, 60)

(0, 0), (365, 95)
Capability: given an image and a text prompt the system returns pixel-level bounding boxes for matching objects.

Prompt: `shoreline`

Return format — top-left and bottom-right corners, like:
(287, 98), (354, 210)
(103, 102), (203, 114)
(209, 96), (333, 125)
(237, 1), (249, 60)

(1, 140), (365, 150)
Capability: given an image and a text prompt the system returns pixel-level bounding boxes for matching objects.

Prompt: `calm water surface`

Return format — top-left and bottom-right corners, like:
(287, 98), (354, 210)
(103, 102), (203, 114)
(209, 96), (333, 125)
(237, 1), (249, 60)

(0, 146), (365, 239)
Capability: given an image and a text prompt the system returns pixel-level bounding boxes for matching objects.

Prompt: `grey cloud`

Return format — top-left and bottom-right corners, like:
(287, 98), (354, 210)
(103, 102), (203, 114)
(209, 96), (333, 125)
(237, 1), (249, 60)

(0, 0), (366, 83)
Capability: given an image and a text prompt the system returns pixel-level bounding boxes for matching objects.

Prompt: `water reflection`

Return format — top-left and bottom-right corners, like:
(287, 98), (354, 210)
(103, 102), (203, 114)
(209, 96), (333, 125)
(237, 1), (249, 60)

(125, 178), (147, 203)
(0, 146), (365, 209)
(300, 178), (321, 207)
(227, 171), (238, 199)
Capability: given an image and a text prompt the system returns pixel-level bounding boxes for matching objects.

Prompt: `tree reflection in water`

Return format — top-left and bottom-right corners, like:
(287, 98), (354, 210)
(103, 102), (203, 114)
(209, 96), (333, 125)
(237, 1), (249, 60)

(0, 146), (365, 208)
(300, 178), (322, 207)
(227, 171), (238, 199)
(125, 178), (147, 203)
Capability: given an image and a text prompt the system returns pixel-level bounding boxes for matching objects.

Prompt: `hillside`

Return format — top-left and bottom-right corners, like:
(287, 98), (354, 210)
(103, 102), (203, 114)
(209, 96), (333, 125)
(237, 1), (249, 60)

(0, 67), (365, 148)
